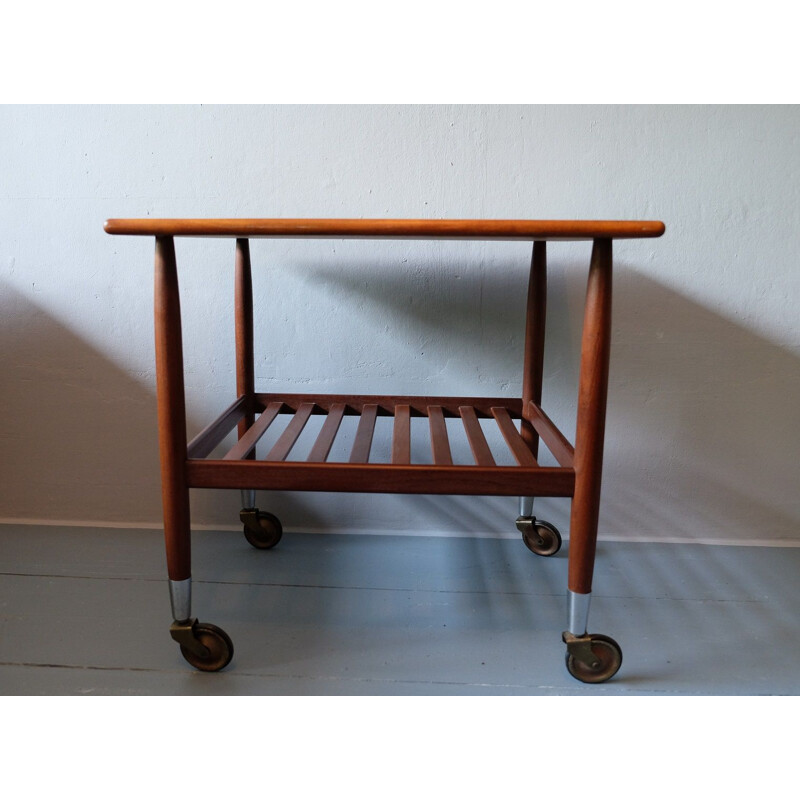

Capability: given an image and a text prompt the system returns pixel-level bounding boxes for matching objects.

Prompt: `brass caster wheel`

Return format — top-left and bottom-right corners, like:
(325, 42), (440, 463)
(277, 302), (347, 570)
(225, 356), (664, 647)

(172, 620), (234, 672)
(516, 517), (562, 557)
(241, 508), (283, 550)
(563, 632), (622, 683)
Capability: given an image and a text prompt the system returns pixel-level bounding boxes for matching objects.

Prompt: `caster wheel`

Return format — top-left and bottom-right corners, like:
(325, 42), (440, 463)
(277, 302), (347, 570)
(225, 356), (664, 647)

(516, 517), (562, 556)
(565, 633), (622, 683)
(179, 622), (234, 672)
(241, 509), (283, 549)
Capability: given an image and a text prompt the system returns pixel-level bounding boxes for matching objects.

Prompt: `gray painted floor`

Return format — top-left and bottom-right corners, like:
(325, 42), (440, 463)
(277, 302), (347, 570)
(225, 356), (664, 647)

(1, 522), (798, 695)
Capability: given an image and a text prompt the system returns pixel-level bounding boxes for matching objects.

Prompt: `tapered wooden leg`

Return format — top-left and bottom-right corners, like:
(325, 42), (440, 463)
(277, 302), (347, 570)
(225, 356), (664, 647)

(517, 241), (547, 521)
(235, 238), (255, 440)
(154, 236), (191, 584)
(568, 239), (613, 595)
(235, 239), (257, 510)
(520, 241), (547, 458)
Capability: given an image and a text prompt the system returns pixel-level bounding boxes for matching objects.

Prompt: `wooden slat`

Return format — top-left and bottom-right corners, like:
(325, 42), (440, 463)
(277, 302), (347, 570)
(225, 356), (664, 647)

(187, 460), (576, 497)
(256, 392), (523, 418)
(105, 218), (666, 241)
(491, 407), (539, 467)
(186, 396), (248, 459)
(222, 402), (283, 461)
(428, 406), (452, 465)
(350, 404), (378, 463)
(525, 402), (575, 468)
(307, 403), (346, 463)
(392, 405), (411, 464)
(459, 406), (496, 466)
(264, 402), (315, 461)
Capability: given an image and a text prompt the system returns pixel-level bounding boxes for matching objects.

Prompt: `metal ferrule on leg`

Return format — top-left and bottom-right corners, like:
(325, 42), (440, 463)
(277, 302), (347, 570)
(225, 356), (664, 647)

(168, 578), (209, 659)
(240, 489), (256, 510)
(519, 496), (534, 517)
(169, 577), (192, 623)
(562, 590), (600, 670)
(566, 589), (591, 636)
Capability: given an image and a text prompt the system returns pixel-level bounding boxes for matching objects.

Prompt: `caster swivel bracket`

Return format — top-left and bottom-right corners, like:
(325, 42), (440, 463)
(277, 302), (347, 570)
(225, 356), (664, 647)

(562, 631), (601, 670)
(170, 618), (210, 660)
(515, 516), (545, 546)
(240, 508), (261, 536)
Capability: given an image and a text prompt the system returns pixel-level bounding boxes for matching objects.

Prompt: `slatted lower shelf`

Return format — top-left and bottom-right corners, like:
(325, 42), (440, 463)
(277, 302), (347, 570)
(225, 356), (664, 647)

(185, 393), (576, 497)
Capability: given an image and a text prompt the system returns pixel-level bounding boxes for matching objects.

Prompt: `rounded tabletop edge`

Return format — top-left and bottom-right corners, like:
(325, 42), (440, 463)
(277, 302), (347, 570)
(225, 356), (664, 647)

(103, 218), (666, 240)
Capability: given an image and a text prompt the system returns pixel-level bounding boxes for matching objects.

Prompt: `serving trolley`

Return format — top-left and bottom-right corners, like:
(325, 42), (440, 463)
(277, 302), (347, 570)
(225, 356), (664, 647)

(104, 218), (665, 683)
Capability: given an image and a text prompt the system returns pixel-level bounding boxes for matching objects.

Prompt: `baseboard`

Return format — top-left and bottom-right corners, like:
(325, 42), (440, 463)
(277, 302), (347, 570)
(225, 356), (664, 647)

(1, 516), (799, 547)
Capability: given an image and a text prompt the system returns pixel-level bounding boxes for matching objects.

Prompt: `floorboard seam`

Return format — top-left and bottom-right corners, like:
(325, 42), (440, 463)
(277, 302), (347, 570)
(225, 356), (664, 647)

(0, 571), (565, 597)
(0, 572), (772, 605)
(4, 662), (781, 695)
(0, 660), (545, 689)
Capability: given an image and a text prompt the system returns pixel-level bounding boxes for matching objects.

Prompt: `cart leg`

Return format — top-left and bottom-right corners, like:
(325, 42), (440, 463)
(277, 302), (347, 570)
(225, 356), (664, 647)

(155, 236), (233, 672)
(520, 241), (547, 458)
(154, 236), (192, 604)
(235, 238), (256, 445)
(562, 238), (621, 683)
(516, 242), (561, 556)
(234, 238), (284, 550)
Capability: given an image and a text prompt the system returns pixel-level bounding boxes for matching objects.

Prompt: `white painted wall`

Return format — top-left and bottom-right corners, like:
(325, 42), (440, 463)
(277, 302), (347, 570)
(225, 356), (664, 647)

(1, 105), (798, 543)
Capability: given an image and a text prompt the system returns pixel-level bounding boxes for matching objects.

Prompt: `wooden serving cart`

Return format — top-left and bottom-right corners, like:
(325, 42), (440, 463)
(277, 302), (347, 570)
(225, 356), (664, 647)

(104, 218), (665, 683)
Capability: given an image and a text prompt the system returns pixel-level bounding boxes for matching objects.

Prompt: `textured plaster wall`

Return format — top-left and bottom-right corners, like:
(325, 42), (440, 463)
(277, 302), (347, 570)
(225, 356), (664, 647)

(1, 104), (798, 543)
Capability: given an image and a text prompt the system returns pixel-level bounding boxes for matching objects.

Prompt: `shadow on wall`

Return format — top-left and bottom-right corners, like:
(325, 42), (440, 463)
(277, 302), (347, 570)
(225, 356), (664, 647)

(300, 255), (800, 543)
(0, 280), (324, 530)
(0, 280), (163, 523)
(2, 254), (798, 545)
(604, 268), (800, 542)
(289, 248), (539, 395)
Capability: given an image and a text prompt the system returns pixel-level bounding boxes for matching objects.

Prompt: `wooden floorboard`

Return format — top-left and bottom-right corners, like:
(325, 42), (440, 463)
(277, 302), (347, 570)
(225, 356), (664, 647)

(1, 523), (799, 695)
